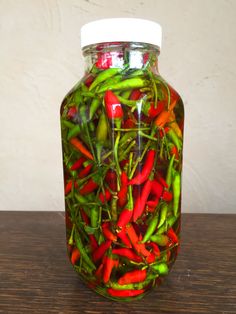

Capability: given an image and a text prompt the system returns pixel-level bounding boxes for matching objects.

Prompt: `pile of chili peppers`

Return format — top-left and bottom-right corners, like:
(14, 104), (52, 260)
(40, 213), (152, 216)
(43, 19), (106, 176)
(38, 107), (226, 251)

(61, 44), (184, 301)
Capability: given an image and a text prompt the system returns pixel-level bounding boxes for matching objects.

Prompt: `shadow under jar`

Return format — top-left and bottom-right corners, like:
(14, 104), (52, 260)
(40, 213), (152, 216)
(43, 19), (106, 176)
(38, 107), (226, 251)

(60, 18), (184, 302)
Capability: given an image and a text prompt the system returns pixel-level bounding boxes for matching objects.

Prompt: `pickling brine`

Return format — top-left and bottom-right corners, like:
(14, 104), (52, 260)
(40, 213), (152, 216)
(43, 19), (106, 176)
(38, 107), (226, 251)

(60, 18), (184, 301)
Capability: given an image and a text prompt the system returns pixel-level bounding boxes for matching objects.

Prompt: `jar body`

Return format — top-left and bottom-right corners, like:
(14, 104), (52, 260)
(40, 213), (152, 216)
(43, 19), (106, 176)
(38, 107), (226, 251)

(60, 42), (184, 301)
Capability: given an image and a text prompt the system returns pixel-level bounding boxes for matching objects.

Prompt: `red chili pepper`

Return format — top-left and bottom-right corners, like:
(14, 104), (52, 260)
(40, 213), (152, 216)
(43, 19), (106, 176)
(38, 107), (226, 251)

(102, 222), (117, 242)
(79, 178), (98, 195)
(96, 52), (113, 69)
(150, 180), (163, 200)
(132, 179), (153, 222)
(143, 100), (165, 118)
(130, 89), (142, 100)
(103, 255), (117, 283)
(162, 190), (173, 202)
(129, 150), (155, 185)
(84, 74), (94, 87)
(146, 199), (159, 207)
(167, 228), (179, 244)
(107, 288), (145, 297)
(67, 106), (77, 119)
(159, 126), (170, 138)
(126, 224), (150, 257)
(104, 90), (123, 127)
(70, 157), (86, 171)
(92, 240), (112, 262)
(118, 269), (147, 285)
(149, 242), (161, 258)
(65, 180), (78, 195)
(71, 247), (80, 265)
(117, 208), (133, 229)
(170, 145), (179, 159)
(117, 171), (128, 207)
(112, 248), (142, 262)
(143, 52), (149, 64)
(105, 170), (117, 191)
(146, 252), (156, 264)
(65, 211), (73, 229)
(80, 208), (90, 225)
(117, 228), (132, 248)
(99, 189), (111, 204)
(95, 262), (104, 279)
(78, 163), (93, 179)
(89, 235), (98, 251)
(156, 174), (169, 189)
(123, 118), (136, 129)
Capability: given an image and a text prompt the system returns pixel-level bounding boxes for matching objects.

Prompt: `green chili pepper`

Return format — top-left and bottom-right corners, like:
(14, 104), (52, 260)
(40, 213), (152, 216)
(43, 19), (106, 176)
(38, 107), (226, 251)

(89, 97), (101, 119)
(142, 215), (159, 243)
(166, 129), (182, 151)
(167, 214), (178, 227)
(150, 234), (169, 246)
(97, 77), (149, 93)
(172, 172), (181, 216)
(74, 229), (96, 271)
(158, 204), (168, 228)
(67, 125), (81, 140)
(166, 154), (175, 188)
(89, 68), (121, 91)
(61, 119), (75, 129)
(152, 262), (169, 275)
(91, 206), (100, 228)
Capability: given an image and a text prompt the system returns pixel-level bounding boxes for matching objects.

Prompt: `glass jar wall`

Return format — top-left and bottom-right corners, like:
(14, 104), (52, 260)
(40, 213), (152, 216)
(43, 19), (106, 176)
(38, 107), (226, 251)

(60, 34), (184, 301)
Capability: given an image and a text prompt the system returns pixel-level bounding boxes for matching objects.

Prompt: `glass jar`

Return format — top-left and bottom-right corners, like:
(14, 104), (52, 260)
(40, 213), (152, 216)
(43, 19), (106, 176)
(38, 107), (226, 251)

(60, 18), (184, 301)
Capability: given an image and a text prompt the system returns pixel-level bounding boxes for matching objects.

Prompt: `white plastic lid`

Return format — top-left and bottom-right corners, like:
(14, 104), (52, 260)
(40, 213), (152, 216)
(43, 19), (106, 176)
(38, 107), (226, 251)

(81, 18), (162, 49)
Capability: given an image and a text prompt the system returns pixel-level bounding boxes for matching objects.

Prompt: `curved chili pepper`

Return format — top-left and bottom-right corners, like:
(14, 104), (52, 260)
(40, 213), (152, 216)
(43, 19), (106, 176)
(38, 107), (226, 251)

(132, 179), (153, 222)
(98, 77), (148, 93)
(78, 163), (93, 179)
(130, 89), (142, 100)
(146, 252), (156, 264)
(126, 224), (150, 257)
(149, 242), (161, 258)
(117, 209), (133, 229)
(117, 228), (132, 248)
(79, 178), (98, 195)
(154, 98), (178, 128)
(150, 234), (169, 246)
(107, 288), (145, 298)
(142, 215), (159, 243)
(92, 240), (112, 262)
(112, 248), (142, 262)
(142, 100), (165, 118)
(118, 269), (147, 285)
(70, 156), (86, 171)
(89, 68), (121, 91)
(70, 137), (94, 160)
(102, 222), (117, 242)
(157, 204), (168, 229)
(129, 150), (155, 185)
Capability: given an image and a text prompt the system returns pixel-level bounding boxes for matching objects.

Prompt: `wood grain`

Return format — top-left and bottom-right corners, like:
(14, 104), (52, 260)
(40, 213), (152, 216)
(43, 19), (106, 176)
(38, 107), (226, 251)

(0, 212), (236, 314)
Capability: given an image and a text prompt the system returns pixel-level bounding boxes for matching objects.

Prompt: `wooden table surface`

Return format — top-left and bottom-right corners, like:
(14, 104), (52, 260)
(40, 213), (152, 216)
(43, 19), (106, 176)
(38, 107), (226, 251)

(0, 212), (236, 314)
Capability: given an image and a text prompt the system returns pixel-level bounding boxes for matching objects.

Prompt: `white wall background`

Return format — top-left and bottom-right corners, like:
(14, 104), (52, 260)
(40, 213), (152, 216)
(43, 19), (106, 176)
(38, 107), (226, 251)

(0, 0), (236, 213)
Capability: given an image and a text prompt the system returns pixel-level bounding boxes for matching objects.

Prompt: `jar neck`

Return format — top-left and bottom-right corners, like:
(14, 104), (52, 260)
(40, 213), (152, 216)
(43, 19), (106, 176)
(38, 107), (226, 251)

(82, 42), (160, 74)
